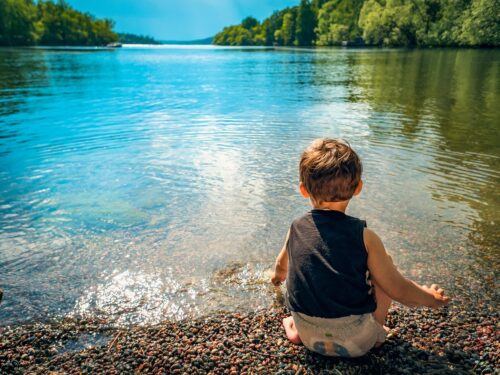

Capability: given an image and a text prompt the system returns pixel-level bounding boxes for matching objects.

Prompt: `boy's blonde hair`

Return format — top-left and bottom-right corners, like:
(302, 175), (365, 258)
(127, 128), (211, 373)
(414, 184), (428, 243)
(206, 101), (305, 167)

(299, 138), (362, 203)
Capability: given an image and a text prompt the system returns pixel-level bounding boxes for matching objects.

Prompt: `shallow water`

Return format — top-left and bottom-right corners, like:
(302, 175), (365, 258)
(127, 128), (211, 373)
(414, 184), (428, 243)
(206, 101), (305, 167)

(0, 46), (498, 326)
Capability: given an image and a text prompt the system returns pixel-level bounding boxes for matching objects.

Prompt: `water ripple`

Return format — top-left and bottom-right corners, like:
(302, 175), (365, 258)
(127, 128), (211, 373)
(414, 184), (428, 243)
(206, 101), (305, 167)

(0, 46), (498, 325)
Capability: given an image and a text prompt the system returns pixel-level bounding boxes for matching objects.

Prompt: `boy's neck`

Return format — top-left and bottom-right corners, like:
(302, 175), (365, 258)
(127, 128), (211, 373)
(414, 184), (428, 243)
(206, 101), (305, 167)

(311, 199), (350, 213)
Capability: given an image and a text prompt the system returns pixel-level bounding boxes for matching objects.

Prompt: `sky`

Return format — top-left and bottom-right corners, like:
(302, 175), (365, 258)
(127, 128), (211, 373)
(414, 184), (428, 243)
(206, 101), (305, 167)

(67, 0), (299, 41)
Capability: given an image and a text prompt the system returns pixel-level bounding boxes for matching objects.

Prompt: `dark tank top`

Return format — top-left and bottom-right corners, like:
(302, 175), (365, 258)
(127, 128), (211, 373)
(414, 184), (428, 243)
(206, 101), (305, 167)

(285, 209), (376, 318)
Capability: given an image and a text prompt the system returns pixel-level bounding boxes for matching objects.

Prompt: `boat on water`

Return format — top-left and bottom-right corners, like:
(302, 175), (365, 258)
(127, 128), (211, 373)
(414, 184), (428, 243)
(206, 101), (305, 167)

(106, 42), (123, 48)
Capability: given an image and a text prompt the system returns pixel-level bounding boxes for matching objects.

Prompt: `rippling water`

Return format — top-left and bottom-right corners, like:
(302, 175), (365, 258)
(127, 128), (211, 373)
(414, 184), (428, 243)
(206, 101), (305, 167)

(0, 46), (498, 326)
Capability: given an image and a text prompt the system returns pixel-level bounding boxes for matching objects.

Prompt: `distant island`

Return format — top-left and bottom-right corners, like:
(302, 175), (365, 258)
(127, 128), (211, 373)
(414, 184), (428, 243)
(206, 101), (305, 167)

(162, 37), (213, 45)
(118, 33), (161, 45)
(213, 0), (500, 48)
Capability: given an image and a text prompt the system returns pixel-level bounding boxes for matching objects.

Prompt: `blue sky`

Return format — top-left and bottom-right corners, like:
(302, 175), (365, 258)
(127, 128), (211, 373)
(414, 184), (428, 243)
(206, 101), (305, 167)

(67, 0), (299, 40)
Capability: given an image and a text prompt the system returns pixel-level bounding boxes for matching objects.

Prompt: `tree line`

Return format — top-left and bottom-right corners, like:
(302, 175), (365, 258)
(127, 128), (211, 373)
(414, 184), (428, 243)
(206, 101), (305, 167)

(0, 0), (117, 46)
(213, 0), (499, 47)
(117, 33), (161, 45)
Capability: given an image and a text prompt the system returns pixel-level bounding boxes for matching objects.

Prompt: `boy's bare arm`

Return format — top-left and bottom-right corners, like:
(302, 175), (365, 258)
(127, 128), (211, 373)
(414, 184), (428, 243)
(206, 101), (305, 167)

(364, 228), (450, 308)
(271, 229), (290, 286)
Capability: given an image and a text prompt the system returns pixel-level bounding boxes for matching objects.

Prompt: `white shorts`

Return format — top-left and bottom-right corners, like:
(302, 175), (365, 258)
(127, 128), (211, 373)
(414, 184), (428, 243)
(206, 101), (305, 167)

(291, 311), (386, 357)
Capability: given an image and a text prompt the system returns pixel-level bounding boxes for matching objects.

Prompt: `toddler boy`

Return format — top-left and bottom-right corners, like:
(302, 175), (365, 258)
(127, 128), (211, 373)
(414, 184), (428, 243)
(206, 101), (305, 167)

(271, 138), (450, 357)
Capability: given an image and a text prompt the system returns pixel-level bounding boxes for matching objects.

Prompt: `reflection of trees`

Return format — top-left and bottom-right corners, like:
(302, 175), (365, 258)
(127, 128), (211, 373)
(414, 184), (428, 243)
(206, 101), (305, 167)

(0, 49), (49, 117)
(0, 49), (49, 161)
(339, 49), (499, 250)
(0, 50), (50, 233)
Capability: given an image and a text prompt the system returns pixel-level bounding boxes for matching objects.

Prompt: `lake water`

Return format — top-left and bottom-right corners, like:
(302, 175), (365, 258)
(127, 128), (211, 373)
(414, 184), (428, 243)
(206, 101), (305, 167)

(0, 46), (498, 326)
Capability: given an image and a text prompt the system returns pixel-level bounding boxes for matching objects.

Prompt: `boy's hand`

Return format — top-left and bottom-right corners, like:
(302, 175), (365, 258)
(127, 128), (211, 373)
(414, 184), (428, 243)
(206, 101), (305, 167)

(272, 229), (290, 287)
(422, 284), (451, 308)
(271, 271), (286, 286)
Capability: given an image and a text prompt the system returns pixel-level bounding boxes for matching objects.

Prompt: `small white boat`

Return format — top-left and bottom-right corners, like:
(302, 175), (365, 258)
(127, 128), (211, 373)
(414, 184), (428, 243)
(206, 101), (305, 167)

(106, 42), (123, 48)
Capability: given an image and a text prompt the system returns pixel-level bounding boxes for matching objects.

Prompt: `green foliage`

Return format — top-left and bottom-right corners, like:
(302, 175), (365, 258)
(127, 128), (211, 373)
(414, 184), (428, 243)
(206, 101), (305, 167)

(312, 0), (329, 11)
(460, 0), (500, 47)
(262, 8), (290, 45)
(241, 16), (259, 30)
(213, 15), (269, 46)
(358, 0), (422, 46)
(214, 0), (499, 47)
(416, 0), (469, 46)
(316, 0), (364, 45)
(118, 33), (160, 45)
(213, 25), (255, 46)
(0, 0), (38, 46)
(280, 11), (296, 46)
(36, 1), (117, 46)
(295, 0), (316, 46)
(0, 0), (117, 46)
(359, 0), (500, 47)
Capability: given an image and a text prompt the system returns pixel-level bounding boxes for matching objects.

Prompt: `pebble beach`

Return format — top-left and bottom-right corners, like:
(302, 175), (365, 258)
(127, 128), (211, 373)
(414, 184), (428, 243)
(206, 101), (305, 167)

(1, 300), (497, 375)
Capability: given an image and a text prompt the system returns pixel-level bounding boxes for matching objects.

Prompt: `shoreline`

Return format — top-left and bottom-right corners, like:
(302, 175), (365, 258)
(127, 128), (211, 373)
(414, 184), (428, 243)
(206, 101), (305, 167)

(1, 45), (498, 50)
(1, 303), (497, 374)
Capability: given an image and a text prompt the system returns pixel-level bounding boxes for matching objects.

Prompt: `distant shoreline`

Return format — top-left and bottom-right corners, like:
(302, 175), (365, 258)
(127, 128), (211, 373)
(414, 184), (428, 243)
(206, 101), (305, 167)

(161, 37), (213, 45)
(2, 45), (497, 52)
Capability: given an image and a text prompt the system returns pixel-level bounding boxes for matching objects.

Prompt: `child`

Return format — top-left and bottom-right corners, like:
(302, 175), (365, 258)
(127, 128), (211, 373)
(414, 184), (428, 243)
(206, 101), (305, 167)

(271, 138), (450, 357)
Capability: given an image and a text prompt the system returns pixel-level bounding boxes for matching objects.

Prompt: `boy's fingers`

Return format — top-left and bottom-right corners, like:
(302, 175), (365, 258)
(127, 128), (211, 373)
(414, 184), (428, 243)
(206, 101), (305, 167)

(441, 296), (451, 304)
(437, 288), (444, 295)
(439, 295), (450, 303)
(271, 278), (282, 286)
(430, 284), (438, 290)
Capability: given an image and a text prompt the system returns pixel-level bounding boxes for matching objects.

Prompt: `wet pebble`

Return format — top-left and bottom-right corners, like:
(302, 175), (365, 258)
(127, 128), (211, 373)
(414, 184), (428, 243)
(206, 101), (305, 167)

(0, 303), (498, 374)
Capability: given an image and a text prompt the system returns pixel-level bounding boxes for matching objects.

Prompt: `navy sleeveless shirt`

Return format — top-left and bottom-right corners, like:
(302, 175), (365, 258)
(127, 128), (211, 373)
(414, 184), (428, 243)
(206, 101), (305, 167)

(285, 209), (376, 318)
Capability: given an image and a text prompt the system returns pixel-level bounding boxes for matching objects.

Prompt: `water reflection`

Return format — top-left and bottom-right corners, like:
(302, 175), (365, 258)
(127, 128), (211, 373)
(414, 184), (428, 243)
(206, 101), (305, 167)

(0, 47), (498, 326)
(342, 49), (499, 252)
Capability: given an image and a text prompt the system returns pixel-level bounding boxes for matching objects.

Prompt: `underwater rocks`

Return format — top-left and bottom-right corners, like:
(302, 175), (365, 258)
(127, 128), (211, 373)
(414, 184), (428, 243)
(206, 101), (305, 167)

(0, 302), (497, 374)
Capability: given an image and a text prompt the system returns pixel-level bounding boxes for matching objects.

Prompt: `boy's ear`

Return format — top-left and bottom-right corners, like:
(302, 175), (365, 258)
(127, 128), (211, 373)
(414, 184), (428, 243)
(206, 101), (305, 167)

(353, 180), (363, 196)
(299, 182), (310, 198)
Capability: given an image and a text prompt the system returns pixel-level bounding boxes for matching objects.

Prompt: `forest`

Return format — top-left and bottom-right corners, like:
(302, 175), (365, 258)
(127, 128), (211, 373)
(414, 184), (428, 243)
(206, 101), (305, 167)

(0, 0), (117, 46)
(213, 0), (500, 47)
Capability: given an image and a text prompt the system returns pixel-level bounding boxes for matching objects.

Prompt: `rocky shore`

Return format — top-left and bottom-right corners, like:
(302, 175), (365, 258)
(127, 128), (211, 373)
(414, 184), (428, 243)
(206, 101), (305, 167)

(1, 302), (497, 374)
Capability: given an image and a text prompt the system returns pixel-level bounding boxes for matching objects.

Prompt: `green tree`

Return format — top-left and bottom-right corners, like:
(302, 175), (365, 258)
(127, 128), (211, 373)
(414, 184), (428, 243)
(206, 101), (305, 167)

(295, 0), (316, 46)
(0, 0), (38, 46)
(214, 16), (266, 46)
(280, 11), (296, 46)
(460, 0), (500, 46)
(358, 0), (423, 46)
(312, 0), (329, 11)
(241, 16), (259, 30)
(316, 0), (364, 45)
(251, 24), (266, 45)
(35, 0), (117, 46)
(443, 1), (470, 45)
(262, 8), (289, 45)
(213, 24), (254, 46)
